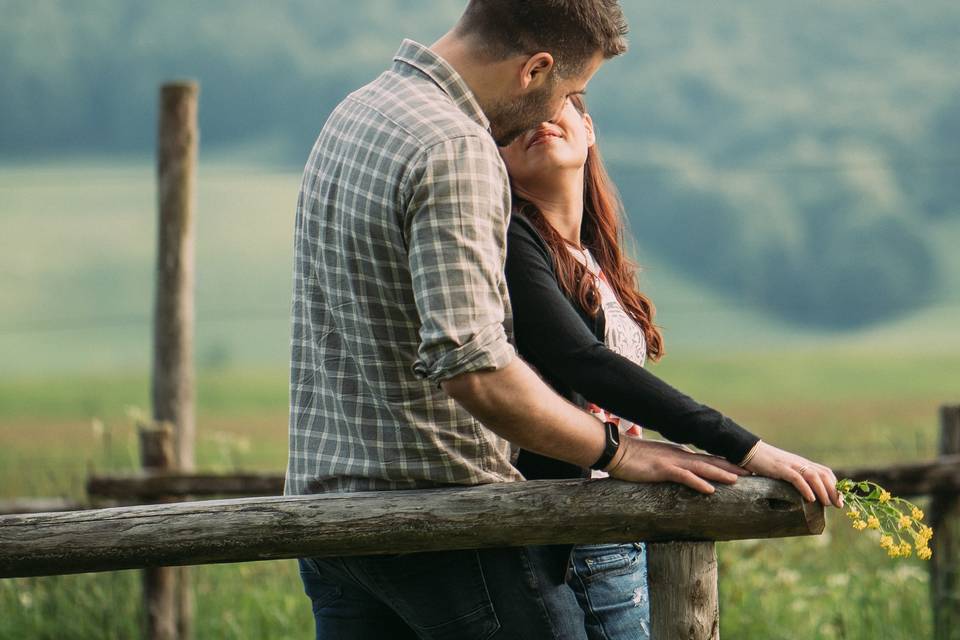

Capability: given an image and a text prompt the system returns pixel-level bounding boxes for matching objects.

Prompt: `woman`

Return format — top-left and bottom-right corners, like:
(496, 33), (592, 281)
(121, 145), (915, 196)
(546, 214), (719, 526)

(499, 95), (842, 640)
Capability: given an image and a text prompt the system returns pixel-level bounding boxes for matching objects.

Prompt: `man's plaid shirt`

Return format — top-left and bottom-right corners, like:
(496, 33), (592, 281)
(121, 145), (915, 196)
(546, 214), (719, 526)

(285, 40), (524, 495)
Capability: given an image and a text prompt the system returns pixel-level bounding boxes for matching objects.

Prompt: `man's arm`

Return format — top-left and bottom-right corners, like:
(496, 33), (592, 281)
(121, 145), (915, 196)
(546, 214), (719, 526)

(445, 360), (842, 509)
(442, 359), (749, 494)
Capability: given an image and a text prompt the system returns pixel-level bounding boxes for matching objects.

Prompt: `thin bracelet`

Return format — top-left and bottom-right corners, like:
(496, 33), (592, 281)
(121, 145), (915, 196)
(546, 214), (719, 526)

(738, 439), (763, 467)
(604, 440), (629, 475)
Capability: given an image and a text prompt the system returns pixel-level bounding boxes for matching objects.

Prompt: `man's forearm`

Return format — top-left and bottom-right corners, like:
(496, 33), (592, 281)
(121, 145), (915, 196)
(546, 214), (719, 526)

(443, 355), (760, 495)
(441, 356), (606, 468)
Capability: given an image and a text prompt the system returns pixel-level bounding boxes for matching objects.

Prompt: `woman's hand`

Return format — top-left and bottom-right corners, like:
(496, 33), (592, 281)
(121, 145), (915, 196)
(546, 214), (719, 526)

(743, 441), (843, 508)
(609, 438), (750, 494)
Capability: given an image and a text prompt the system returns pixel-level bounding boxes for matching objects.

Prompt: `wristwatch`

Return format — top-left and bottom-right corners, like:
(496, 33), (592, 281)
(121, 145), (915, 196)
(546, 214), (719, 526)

(590, 421), (621, 471)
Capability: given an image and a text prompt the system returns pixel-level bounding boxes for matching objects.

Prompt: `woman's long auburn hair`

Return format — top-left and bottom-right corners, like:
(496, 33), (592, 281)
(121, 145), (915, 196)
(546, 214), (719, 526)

(512, 95), (665, 361)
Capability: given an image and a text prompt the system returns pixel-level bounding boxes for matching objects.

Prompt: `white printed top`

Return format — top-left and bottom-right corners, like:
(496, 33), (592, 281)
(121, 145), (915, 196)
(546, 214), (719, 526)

(567, 245), (648, 478)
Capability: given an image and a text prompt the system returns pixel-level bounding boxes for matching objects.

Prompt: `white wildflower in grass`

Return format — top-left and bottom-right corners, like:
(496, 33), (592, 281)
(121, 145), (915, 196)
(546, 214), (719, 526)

(790, 599), (809, 613)
(836, 479), (932, 560)
(826, 573), (850, 589)
(775, 568), (800, 586)
(891, 564), (927, 584)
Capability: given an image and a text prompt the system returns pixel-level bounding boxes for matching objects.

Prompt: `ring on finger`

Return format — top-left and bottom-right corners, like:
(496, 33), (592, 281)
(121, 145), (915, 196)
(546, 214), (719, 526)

(797, 465), (810, 475)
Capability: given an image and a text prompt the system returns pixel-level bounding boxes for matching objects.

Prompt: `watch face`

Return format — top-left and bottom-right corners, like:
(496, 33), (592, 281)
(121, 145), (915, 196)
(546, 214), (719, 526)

(607, 422), (620, 445)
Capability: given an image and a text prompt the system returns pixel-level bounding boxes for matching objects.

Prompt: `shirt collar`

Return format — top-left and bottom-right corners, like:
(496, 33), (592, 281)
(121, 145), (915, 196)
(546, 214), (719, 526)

(392, 39), (491, 133)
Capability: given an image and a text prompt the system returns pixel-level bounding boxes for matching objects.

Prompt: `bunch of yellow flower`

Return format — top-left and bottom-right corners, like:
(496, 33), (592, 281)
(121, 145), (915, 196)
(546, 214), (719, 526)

(836, 479), (932, 561)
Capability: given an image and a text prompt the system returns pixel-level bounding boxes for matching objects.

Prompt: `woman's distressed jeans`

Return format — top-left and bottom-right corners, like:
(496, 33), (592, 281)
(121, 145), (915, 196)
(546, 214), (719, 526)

(565, 542), (651, 640)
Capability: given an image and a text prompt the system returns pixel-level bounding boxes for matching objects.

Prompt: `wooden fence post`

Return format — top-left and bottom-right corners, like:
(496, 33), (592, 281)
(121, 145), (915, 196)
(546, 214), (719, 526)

(139, 422), (178, 640)
(154, 80), (199, 640)
(931, 404), (960, 640)
(155, 80), (198, 473)
(648, 542), (719, 639)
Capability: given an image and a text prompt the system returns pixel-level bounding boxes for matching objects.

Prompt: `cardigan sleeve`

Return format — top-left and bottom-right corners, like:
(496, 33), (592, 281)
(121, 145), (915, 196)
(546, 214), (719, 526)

(505, 217), (760, 464)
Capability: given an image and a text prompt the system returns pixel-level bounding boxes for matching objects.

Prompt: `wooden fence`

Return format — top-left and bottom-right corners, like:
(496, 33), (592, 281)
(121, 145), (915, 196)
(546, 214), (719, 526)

(1, 473), (822, 640)
(80, 403), (960, 640)
(3, 408), (959, 639)
(3, 407), (957, 640)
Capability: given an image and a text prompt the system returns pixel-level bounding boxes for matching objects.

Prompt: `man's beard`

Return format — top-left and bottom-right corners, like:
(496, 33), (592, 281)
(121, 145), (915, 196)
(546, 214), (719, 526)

(487, 83), (556, 147)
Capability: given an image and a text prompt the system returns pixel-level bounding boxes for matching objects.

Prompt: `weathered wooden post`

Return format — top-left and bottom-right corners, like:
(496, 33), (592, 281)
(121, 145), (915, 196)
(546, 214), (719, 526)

(931, 404), (960, 640)
(140, 422), (178, 640)
(648, 542), (719, 639)
(152, 80), (199, 640)
(155, 80), (198, 473)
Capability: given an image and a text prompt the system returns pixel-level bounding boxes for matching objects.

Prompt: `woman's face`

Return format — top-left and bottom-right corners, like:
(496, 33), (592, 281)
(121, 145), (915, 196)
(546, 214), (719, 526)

(499, 98), (595, 190)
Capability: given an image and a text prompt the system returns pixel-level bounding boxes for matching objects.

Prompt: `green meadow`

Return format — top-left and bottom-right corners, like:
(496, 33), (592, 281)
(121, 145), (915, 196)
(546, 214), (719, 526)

(1, 353), (951, 639)
(1, 162), (957, 638)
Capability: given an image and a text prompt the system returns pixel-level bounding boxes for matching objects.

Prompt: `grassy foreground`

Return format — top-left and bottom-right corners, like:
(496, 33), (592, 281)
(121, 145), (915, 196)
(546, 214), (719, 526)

(0, 349), (954, 638)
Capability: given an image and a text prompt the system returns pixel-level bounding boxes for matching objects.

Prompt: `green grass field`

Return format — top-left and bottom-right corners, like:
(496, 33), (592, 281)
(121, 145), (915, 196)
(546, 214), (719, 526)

(1, 161), (956, 638)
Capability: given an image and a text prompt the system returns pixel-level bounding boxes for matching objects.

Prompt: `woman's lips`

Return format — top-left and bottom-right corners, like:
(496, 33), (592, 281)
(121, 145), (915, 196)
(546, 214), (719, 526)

(527, 131), (563, 149)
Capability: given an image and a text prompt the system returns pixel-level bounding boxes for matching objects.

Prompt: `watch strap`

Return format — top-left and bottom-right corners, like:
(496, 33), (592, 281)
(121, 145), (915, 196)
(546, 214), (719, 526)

(590, 421), (621, 471)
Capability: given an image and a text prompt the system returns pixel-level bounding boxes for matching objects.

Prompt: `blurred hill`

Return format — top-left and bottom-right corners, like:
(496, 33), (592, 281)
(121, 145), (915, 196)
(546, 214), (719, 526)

(1, 160), (957, 378)
(1, 0), (958, 330)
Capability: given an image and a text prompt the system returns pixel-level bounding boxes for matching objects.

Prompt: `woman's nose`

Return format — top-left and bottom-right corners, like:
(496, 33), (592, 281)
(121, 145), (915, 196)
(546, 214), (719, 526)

(548, 103), (565, 123)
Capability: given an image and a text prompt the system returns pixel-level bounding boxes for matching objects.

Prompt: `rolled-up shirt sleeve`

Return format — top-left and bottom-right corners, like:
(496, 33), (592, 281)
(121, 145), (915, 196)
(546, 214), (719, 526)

(404, 135), (515, 385)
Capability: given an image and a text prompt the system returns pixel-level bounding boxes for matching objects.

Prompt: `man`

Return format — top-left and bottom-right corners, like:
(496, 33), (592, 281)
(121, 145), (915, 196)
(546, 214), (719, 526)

(286, 1), (842, 638)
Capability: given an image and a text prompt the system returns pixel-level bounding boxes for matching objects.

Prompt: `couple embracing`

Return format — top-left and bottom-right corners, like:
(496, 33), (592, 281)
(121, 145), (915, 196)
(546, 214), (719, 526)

(285, 2), (843, 638)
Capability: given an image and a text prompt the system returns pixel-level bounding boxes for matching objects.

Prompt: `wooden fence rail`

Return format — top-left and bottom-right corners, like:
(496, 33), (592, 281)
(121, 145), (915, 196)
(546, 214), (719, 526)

(834, 454), (960, 497)
(0, 476), (821, 579)
(82, 455), (960, 503)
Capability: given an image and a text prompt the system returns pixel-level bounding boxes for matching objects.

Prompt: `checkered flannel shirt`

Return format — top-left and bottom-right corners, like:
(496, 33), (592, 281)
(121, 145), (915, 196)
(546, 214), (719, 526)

(284, 40), (524, 495)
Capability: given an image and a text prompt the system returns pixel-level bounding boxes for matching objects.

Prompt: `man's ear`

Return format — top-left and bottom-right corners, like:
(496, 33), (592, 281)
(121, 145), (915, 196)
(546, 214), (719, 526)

(520, 52), (555, 90)
(583, 112), (596, 147)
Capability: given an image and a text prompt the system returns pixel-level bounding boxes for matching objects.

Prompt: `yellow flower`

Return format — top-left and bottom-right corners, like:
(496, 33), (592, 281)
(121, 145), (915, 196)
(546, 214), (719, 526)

(835, 482), (930, 561)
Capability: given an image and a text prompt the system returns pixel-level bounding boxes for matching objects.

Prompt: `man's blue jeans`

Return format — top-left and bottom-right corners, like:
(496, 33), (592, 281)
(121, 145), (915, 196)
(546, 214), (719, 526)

(566, 542), (651, 640)
(298, 545), (589, 639)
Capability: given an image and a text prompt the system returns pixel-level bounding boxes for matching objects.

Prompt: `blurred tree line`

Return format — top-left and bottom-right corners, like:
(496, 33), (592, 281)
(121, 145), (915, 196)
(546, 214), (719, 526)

(2, 0), (957, 329)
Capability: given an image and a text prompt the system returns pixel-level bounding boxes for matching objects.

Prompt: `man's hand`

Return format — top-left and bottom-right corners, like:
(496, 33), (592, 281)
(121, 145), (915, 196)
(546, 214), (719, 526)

(742, 441), (843, 508)
(608, 438), (749, 494)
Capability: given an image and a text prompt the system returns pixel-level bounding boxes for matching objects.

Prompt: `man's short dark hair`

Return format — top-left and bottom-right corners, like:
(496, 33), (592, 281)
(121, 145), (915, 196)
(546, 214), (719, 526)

(457, 0), (628, 76)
